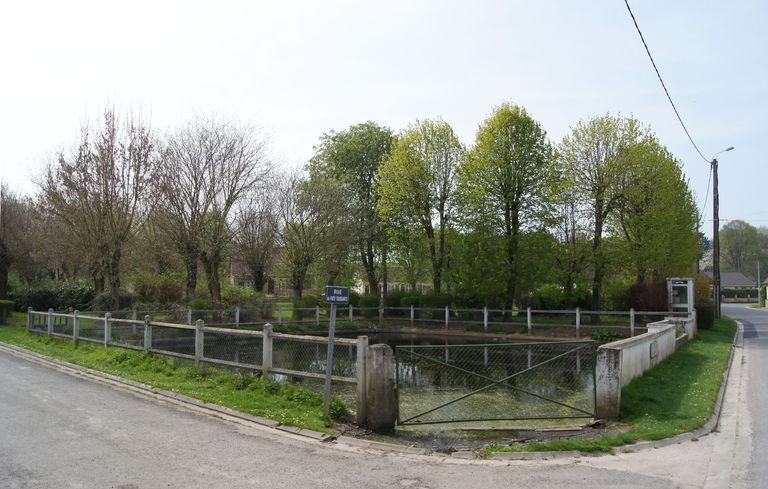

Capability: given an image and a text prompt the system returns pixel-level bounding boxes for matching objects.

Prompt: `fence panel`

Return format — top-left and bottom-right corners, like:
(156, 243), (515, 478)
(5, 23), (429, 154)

(109, 318), (145, 348)
(202, 328), (263, 368)
(77, 314), (104, 343)
(150, 323), (196, 358)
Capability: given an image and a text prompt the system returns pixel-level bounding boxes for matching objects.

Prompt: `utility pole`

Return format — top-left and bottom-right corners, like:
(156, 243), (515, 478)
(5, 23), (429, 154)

(759, 261), (762, 307)
(712, 157), (721, 319)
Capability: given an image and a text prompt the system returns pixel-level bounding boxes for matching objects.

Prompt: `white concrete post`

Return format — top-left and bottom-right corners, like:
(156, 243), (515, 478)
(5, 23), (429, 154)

(576, 308), (581, 338)
(527, 307), (532, 335)
(235, 307), (240, 328)
(349, 305), (354, 323)
(355, 336), (369, 425)
(630, 308), (636, 337)
(527, 348), (532, 368)
(73, 310), (79, 346)
(277, 305), (283, 325)
(315, 305), (320, 326)
(47, 308), (53, 337)
(262, 324), (273, 378)
(132, 308), (137, 321)
(104, 313), (111, 346)
(195, 319), (204, 371)
(187, 308), (192, 326)
(483, 306), (489, 332)
(445, 306), (449, 330)
(27, 307), (32, 332)
(143, 315), (152, 352)
(410, 305), (415, 328)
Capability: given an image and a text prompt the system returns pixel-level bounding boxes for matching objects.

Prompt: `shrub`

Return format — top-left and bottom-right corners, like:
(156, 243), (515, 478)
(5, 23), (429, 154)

(603, 281), (631, 311)
(591, 330), (624, 343)
(90, 290), (136, 311)
(696, 302), (715, 330)
(0, 299), (13, 324)
(384, 290), (408, 308)
(187, 295), (212, 311)
(348, 290), (361, 307)
(13, 283), (96, 312)
(132, 272), (183, 305)
(628, 281), (667, 311)
(420, 293), (452, 308)
(400, 295), (421, 308)
(221, 284), (260, 308)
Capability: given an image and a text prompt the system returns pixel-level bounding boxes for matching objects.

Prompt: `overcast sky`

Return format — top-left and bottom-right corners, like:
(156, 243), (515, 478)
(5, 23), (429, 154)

(1, 0), (765, 236)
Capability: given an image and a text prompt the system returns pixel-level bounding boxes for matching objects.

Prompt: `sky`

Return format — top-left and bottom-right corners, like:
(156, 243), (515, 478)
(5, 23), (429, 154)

(1, 0), (765, 237)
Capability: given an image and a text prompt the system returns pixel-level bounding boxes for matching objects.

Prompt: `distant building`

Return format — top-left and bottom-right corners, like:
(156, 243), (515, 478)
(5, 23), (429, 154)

(702, 271), (755, 289)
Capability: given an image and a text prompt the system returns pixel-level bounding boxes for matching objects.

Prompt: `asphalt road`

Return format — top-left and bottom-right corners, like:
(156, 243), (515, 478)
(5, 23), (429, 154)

(0, 347), (684, 489)
(722, 303), (768, 489)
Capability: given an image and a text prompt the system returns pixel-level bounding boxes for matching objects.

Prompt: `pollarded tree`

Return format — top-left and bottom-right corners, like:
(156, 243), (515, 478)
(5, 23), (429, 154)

(232, 181), (281, 292)
(457, 103), (554, 304)
(39, 109), (157, 309)
(559, 114), (647, 311)
(308, 122), (394, 294)
(377, 118), (462, 294)
(158, 117), (271, 307)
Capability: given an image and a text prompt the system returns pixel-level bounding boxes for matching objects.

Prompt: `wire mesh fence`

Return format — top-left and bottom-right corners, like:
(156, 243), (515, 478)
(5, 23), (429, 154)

(395, 340), (596, 426)
(202, 328), (263, 368)
(270, 334), (358, 381)
(109, 318), (145, 348)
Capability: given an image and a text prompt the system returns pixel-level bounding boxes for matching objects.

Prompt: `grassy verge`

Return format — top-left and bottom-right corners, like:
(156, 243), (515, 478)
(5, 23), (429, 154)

(485, 317), (737, 454)
(0, 313), (347, 433)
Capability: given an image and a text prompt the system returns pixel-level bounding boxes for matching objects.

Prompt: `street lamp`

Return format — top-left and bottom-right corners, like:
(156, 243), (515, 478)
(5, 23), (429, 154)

(712, 146), (734, 319)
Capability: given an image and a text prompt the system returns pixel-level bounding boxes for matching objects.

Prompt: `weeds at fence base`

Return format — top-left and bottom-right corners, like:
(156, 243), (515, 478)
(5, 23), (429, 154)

(0, 316), (348, 433)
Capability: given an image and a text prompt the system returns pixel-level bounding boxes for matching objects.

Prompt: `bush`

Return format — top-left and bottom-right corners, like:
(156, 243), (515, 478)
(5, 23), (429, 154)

(0, 300), (13, 324)
(294, 294), (320, 308)
(522, 285), (565, 310)
(348, 290), (361, 307)
(628, 281), (668, 311)
(13, 283), (96, 312)
(132, 272), (183, 305)
(90, 290), (136, 311)
(221, 284), (260, 308)
(420, 293), (452, 308)
(603, 281), (630, 311)
(187, 295), (212, 311)
(696, 302), (715, 330)
(400, 295), (421, 308)
(384, 290), (408, 308)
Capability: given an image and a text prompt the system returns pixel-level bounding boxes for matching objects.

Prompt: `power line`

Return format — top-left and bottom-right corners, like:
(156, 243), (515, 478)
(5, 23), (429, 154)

(623, 0), (710, 164)
(700, 164), (712, 221)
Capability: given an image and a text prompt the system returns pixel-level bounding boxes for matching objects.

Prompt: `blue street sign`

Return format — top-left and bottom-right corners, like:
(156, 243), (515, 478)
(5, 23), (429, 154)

(325, 286), (349, 305)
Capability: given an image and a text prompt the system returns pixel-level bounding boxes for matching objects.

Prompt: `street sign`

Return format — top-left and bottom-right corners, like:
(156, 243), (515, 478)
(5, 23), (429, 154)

(325, 286), (349, 305)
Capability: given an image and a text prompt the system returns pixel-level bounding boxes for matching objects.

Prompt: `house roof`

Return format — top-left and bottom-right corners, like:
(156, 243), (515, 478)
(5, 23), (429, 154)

(703, 271), (756, 287)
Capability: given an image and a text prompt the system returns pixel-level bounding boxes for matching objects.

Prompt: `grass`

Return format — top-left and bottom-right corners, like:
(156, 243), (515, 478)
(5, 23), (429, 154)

(485, 317), (737, 455)
(0, 313), (347, 433)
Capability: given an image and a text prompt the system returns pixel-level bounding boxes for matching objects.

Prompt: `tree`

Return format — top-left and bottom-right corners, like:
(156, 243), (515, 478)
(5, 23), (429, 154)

(0, 185), (33, 298)
(279, 172), (353, 299)
(559, 114), (647, 311)
(377, 118), (462, 293)
(610, 137), (699, 283)
(39, 109), (157, 309)
(457, 103), (554, 304)
(308, 122), (394, 295)
(158, 117), (270, 307)
(232, 182), (281, 292)
(720, 220), (768, 279)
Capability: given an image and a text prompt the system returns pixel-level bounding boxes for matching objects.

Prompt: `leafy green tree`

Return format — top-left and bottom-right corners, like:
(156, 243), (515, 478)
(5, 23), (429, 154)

(308, 122), (393, 294)
(611, 136), (699, 283)
(377, 118), (462, 293)
(457, 103), (554, 303)
(559, 114), (647, 311)
(721, 220), (768, 280)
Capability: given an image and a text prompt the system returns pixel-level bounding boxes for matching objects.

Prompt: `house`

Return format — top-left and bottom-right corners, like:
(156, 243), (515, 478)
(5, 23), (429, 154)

(702, 271), (755, 289)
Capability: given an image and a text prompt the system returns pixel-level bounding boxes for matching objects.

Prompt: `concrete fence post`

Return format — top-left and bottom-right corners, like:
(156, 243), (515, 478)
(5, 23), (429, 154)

(595, 346), (621, 419)
(132, 308), (137, 321)
(104, 313), (112, 346)
(527, 307), (532, 335)
(576, 308), (581, 338)
(483, 306), (488, 332)
(630, 308), (635, 337)
(349, 305), (354, 323)
(143, 315), (152, 352)
(235, 307), (240, 328)
(27, 307), (32, 332)
(47, 308), (53, 337)
(444, 306), (449, 330)
(315, 305), (320, 326)
(277, 306), (283, 325)
(355, 336), (369, 425)
(187, 308), (192, 326)
(365, 344), (397, 433)
(262, 324), (273, 379)
(410, 305), (414, 328)
(73, 310), (80, 346)
(195, 319), (204, 372)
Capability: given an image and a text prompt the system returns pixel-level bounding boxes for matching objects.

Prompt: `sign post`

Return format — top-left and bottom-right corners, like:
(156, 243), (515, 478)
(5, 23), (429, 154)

(323, 285), (349, 420)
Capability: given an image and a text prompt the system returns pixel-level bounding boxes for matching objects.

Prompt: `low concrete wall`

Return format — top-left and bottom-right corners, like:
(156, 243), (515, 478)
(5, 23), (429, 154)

(596, 319), (680, 419)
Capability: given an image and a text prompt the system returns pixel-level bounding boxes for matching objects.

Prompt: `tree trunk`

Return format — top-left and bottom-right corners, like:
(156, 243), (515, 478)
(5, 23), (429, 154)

(591, 200), (605, 324)
(381, 238), (389, 302)
(503, 202), (520, 307)
(201, 251), (222, 309)
(361, 239), (378, 295)
(183, 245), (199, 298)
(425, 224), (441, 293)
(0, 255), (9, 299)
(251, 265), (266, 292)
(108, 247), (122, 310)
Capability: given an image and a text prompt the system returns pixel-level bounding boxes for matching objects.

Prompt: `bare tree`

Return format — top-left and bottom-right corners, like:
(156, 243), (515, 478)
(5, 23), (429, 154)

(0, 185), (34, 298)
(232, 181), (281, 292)
(39, 109), (157, 309)
(159, 117), (270, 307)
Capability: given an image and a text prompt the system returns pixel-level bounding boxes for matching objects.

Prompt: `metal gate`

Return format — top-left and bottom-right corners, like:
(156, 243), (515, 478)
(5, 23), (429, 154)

(395, 341), (596, 426)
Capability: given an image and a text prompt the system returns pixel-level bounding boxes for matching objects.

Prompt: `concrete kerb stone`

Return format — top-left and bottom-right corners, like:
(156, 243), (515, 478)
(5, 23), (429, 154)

(0, 321), (744, 462)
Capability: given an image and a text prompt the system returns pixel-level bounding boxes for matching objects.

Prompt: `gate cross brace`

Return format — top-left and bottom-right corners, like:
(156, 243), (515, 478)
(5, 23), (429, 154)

(398, 344), (594, 425)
